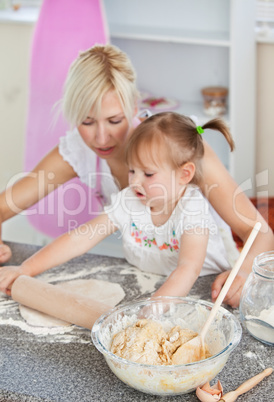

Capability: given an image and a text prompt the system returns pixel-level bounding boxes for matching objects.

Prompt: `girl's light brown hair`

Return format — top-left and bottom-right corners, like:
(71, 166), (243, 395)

(126, 112), (234, 185)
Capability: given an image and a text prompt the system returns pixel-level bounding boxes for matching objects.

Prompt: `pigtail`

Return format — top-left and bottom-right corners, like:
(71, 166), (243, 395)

(202, 118), (235, 151)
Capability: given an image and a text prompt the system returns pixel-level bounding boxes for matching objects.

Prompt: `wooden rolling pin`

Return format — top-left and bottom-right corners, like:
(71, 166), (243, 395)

(11, 275), (112, 329)
(220, 367), (273, 402)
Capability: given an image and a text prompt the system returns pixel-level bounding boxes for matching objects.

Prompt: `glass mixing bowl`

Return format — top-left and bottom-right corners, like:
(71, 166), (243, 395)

(91, 296), (241, 396)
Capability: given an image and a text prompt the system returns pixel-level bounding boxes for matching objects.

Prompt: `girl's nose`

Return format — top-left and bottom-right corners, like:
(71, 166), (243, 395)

(130, 173), (142, 187)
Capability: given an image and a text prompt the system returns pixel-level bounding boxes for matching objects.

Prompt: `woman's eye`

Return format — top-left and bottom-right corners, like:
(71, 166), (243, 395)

(82, 119), (94, 126)
(109, 119), (122, 125)
(145, 173), (154, 177)
(129, 169), (135, 174)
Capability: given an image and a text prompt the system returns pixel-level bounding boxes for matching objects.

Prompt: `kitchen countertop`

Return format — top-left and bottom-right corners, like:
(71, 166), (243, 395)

(0, 241), (273, 402)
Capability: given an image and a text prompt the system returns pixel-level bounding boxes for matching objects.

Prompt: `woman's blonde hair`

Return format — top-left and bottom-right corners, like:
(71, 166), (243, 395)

(62, 44), (138, 127)
(126, 112), (235, 186)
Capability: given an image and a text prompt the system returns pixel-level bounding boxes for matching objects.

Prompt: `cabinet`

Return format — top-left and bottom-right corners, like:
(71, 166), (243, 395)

(0, 15), (35, 191)
(103, 0), (256, 195)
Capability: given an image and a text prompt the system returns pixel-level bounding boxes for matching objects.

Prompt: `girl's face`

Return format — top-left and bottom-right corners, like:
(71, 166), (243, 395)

(78, 90), (131, 159)
(128, 156), (184, 214)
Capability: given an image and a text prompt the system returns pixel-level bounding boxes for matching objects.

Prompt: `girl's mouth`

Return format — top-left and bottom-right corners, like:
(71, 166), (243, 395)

(135, 190), (146, 199)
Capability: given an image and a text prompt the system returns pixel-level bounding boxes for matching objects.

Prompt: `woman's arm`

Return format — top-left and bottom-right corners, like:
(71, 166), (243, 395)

(202, 142), (274, 307)
(0, 213), (118, 295)
(0, 146), (77, 264)
(153, 229), (209, 298)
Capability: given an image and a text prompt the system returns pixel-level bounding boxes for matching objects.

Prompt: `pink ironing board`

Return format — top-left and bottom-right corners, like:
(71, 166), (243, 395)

(24, 0), (108, 237)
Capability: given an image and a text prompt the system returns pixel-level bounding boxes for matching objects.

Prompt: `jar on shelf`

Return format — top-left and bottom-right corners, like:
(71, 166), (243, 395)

(201, 86), (228, 117)
(239, 251), (274, 345)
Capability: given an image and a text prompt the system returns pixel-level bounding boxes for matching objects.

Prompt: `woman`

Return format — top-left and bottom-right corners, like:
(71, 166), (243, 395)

(24, 0), (108, 237)
(0, 44), (273, 307)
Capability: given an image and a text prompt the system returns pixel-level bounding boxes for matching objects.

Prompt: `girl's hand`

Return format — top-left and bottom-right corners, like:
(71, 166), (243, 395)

(0, 243), (12, 265)
(0, 265), (26, 296)
(211, 270), (248, 308)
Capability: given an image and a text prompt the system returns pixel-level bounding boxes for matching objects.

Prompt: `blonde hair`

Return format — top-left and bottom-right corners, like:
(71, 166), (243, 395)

(62, 44), (138, 127)
(126, 112), (235, 186)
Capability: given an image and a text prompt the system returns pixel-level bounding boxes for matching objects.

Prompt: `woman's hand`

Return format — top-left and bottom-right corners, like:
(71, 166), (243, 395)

(211, 270), (248, 308)
(0, 208), (12, 263)
(0, 243), (12, 265)
(0, 265), (26, 296)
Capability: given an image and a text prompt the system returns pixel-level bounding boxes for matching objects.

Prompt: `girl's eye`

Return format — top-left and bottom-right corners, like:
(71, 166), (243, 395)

(145, 173), (154, 177)
(129, 169), (135, 174)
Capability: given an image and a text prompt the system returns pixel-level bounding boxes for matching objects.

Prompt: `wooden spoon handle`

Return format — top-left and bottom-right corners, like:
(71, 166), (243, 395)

(221, 367), (273, 402)
(200, 221), (261, 339)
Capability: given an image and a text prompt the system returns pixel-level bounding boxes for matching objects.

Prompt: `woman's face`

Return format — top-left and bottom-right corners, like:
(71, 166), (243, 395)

(78, 90), (131, 159)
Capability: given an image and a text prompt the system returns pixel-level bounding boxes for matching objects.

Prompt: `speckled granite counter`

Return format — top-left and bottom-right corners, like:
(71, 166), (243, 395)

(0, 242), (273, 402)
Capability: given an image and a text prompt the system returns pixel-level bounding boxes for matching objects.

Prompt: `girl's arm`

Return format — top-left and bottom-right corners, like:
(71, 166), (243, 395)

(0, 146), (77, 264)
(0, 213), (118, 295)
(202, 142), (274, 307)
(153, 229), (209, 298)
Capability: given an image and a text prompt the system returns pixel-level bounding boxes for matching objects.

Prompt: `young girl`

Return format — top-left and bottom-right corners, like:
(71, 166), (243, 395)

(0, 44), (273, 306)
(0, 112), (240, 299)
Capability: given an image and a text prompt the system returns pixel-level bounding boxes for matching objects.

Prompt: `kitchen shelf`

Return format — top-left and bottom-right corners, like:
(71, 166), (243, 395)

(104, 0), (256, 193)
(0, 7), (39, 24)
(109, 24), (230, 47)
(149, 100), (230, 126)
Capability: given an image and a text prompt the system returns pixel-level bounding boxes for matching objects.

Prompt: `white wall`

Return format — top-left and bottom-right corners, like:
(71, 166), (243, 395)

(256, 42), (274, 197)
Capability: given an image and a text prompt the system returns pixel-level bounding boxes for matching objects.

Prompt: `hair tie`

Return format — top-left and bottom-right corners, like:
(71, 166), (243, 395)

(196, 126), (204, 135)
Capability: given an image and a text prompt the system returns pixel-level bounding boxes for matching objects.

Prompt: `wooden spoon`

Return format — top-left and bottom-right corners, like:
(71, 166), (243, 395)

(172, 221), (262, 365)
(220, 367), (273, 402)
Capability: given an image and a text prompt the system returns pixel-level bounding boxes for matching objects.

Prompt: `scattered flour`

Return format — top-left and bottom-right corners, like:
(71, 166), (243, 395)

(120, 265), (161, 294)
(244, 351), (257, 359)
(243, 350), (266, 369)
(0, 316), (75, 337)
